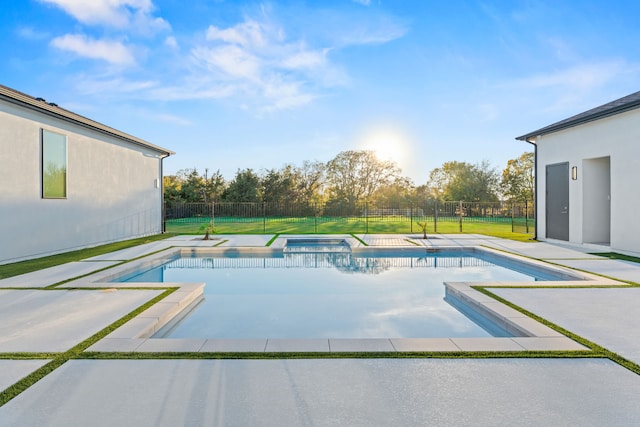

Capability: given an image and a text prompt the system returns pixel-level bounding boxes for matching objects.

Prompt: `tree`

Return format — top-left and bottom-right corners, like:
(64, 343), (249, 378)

(203, 169), (226, 202)
(295, 160), (326, 206)
(163, 175), (183, 203)
(471, 160), (500, 202)
(176, 168), (206, 202)
(427, 160), (499, 202)
(501, 152), (534, 202)
(222, 169), (260, 202)
(325, 150), (400, 208)
(410, 183), (433, 204)
(261, 165), (298, 203)
(371, 176), (415, 206)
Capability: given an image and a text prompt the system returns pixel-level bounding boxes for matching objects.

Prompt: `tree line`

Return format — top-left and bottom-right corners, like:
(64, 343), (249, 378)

(164, 150), (533, 206)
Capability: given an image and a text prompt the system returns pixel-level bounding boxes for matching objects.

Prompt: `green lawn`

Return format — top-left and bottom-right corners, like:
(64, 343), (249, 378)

(0, 219), (534, 280)
(165, 216), (534, 242)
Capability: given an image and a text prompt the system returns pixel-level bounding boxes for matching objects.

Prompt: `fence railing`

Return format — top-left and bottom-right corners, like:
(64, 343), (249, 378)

(163, 200), (535, 235)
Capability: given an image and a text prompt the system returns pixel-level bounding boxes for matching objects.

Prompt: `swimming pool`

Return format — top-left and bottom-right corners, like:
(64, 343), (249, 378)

(113, 248), (576, 340)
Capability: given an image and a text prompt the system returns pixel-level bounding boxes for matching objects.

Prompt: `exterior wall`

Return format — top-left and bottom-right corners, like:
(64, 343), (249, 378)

(535, 108), (640, 255)
(0, 101), (165, 264)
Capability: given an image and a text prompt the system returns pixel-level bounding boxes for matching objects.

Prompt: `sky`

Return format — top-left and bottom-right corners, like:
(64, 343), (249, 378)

(2, 0), (640, 184)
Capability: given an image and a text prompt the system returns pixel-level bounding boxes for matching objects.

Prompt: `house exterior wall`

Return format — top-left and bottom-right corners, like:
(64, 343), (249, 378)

(535, 108), (640, 255)
(0, 100), (166, 264)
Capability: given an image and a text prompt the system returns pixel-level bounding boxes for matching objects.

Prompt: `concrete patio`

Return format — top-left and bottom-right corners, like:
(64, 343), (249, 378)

(1, 234), (640, 426)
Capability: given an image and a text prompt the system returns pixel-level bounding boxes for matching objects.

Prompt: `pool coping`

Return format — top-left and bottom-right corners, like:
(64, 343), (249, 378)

(72, 245), (622, 354)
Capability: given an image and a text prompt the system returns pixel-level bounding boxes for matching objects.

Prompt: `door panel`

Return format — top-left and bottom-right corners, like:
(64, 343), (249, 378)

(546, 162), (569, 240)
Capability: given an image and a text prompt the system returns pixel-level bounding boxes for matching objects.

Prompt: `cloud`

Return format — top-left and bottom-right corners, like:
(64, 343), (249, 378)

(260, 78), (316, 112)
(146, 83), (237, 101)
(38, 0), (169, 33)
(353, 0), (372, 5)
(186, 13), (365, 112)
(281, 48), (329, 70)
(313, 10), (408, 47)
(151, 113), (193, 126)
(51, 34), (136, 66)
(164, 36), (178, 49)
(16, 26), (50, 41)
(507, 61), (630, 91)
(192, 44), (261, 81)
(494, 59), (640, 117)
(206, 20), (271, 48)
(74, 76), (157, 95)
(40, 2), (406, 113)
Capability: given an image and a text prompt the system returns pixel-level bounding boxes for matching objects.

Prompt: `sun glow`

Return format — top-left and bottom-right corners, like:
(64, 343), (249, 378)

(358, 128), (410, 168)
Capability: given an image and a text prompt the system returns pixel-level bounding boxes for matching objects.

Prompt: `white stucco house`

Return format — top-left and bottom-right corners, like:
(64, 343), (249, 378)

(517, 91), (640, 256)
(0, 84), (174, 264)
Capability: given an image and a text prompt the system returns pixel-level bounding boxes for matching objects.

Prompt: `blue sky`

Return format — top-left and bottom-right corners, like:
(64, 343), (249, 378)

(2, 0), (639, 184)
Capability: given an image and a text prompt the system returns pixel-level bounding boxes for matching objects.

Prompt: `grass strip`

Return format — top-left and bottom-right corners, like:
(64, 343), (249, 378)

(475, 286), (640, 376)
(42, 262), (128, 290)
(537, 260), (639, 286)
(43, 246), (181, 290)
(0, 353), (60, 360)
(0, 234), (174, 280)
(0, 288), (177, 407)
(590, 252), (640, 264)
(350, 234), (368, 246)
(0, 359), (69, 406)
(479, 245), (640, 286)
(265, 234), (280, 247)
(78, 350), (597, 360)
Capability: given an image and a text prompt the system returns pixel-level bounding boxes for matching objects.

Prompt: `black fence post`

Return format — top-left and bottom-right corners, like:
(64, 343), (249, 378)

(262, 202), (266, 234)
(511, 202), (515, 233)
(410, 205), (413, 233)
(162, 202), (166, 233)
(434, 202), (438, 233)
(459, 200), (463, 232)
(525, 200), (529, 234)
(365, 201), (369, 234)
(211, 201), (215, 230)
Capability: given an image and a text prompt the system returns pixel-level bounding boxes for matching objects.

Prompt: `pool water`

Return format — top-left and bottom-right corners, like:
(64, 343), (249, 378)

(116, 251), (569, 339)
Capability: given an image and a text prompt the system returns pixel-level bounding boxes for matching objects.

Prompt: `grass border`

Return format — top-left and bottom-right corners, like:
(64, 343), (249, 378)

(590, 252), (640, 264)
(0, 234), (175, 280)
(480, 244), (640, 286)
(4, 237), (640, 409)
(78, 350), (598, 360)
(0, 288), (177, 406)
(265, 234), (280, 247)
(474, 286), (640, 375)
(350, 234), (368, 246)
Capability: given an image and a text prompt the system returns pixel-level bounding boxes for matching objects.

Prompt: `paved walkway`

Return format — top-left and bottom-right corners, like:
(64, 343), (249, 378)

(1, 234), (640, 426)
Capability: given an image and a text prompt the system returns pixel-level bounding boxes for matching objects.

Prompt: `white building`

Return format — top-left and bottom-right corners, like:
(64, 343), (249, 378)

(0, 85), (173, 264)
(517, 91), (640, 256)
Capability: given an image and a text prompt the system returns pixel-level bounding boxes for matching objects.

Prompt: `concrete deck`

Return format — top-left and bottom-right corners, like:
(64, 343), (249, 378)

(1, 234), (640, 425)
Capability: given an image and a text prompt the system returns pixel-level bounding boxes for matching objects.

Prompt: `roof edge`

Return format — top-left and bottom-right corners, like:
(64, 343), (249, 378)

(516, 92), (640, 142)
(0, 84), (174, 156)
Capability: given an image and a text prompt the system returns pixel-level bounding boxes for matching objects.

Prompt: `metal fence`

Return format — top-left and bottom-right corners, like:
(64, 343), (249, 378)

(164, 200), (535, 235)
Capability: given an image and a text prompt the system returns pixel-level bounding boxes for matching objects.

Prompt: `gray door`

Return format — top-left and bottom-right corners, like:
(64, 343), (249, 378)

(546, 162), (569, 240)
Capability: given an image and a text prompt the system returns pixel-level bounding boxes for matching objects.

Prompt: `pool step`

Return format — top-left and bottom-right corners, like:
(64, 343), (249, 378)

(105, 283), (205, 339)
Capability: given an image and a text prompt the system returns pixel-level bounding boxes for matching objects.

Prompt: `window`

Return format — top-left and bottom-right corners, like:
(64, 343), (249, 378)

(42, 129), (67, 198)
